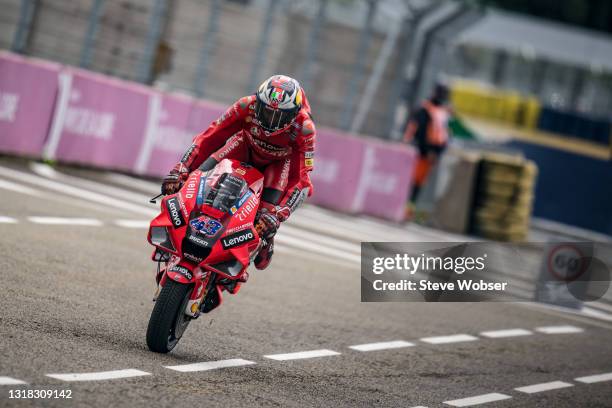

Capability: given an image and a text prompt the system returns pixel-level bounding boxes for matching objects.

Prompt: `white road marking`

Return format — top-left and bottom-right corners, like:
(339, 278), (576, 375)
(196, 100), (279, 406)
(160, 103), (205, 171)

(479, 328), (533, 338)
(275, 246), (355, 269)
(535, 325), (584, 334)
(0, 178), (41, 196)
(0, 165), (156, 216)
(282, 223), (361, 256)
(514, 381), (574, 394)
(0, 376), (27, 385)
(264, 349), (341, 361)
(580, 307), (612, 322)
(164, 359), (256, 372)
(0, 216), (18, 224)
(46, 369), (151, 382)
(115, 219), (150, 229)
(443, 393), (512, 406)
(349, 340), (415, 352)
(104, 172), (161, 193)
(275, 233), (360, 264)
(420, 334), (478, 345)
(575, 372), (612, 384)
(31, 163), (156, 207)
(28, 217), (103, 226)
(586, 301), (612, 313)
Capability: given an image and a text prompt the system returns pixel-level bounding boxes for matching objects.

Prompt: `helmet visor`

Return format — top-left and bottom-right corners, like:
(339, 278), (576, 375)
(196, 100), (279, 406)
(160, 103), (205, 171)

(255, 99), (297, 131)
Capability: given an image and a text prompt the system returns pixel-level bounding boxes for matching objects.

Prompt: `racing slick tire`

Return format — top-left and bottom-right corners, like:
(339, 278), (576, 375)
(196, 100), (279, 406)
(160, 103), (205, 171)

(146, 280), (192, 353)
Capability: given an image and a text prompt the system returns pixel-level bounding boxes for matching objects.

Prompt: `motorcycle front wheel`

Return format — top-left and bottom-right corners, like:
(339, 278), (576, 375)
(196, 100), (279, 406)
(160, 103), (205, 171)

(146, 280), (192, 353)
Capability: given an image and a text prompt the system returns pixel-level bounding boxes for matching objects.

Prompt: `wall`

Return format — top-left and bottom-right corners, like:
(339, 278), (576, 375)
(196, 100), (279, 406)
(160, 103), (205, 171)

(506, 140), (612, 235)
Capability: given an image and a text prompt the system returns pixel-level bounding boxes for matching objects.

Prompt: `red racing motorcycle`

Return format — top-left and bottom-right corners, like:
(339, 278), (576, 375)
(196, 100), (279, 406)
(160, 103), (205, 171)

(146, 158), (264, 353)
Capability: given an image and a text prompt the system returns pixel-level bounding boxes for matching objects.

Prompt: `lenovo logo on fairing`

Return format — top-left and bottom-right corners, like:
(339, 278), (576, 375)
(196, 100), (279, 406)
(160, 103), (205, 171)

(169, 265), (192, 280)
(166, 198), (185, 227)
(221, 230), (255, 249)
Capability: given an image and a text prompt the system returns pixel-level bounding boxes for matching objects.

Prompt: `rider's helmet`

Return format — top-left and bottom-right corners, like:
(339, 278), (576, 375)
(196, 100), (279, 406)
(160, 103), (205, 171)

(254, 75), (303, 133)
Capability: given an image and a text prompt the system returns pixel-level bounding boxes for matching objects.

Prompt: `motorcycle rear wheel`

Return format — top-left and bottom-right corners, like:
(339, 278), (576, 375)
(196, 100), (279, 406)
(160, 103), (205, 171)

(146, 280), (192, 353)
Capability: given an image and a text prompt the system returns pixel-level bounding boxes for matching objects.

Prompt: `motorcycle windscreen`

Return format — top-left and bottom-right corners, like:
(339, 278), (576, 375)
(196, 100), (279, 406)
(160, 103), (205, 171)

(199, 169), (248, 214)
(183, 167), (249, 263)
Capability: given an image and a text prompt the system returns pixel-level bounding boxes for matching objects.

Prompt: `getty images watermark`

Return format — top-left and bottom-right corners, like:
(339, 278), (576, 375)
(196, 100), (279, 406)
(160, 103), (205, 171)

(361, 242), (612, 303)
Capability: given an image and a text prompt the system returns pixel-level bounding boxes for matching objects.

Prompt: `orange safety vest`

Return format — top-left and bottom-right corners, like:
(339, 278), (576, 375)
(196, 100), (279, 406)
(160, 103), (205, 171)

(403, 100), (450, 146)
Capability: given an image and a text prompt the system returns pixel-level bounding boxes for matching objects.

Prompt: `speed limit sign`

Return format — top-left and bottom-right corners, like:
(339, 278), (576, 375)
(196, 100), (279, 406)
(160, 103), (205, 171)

(535, 240), (594, 309)
(547, 244), (587, 282)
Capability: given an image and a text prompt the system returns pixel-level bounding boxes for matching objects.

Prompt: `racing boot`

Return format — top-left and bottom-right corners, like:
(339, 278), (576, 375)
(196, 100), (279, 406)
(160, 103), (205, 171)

(254, 236), (274, 270)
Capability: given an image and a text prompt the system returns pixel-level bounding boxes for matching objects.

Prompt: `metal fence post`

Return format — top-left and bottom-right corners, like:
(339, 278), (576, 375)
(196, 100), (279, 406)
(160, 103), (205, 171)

(339, 0), (377, 130)
(194, 0), (222, 97)
(247, 0), (280, 93)
(406, 5), (467, 112)
(136, 0), (167, 84)
(350, 21), (401, 135)
(11, 0), (38, 54)
(79, 0), (105, 69)
(416, 8), (483, 108)
(382, 2), (440, 139)
(300, 0), (329, 93)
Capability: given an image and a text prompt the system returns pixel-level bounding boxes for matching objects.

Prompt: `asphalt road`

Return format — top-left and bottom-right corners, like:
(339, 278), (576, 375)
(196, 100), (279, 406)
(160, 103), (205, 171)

(1, 157), (611, 408)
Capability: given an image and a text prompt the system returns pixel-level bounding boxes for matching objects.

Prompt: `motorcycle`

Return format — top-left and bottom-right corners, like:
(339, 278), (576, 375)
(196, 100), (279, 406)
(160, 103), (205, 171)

(146, 158), (265, 353)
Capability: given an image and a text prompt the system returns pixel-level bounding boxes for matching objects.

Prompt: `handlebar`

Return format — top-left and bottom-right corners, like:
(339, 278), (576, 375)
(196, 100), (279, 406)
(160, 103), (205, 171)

(149, 193), (164, 204)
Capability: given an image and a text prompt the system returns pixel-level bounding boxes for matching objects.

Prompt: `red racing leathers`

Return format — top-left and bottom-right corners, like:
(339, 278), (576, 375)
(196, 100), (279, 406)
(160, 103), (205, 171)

(171, 94), (316, 224)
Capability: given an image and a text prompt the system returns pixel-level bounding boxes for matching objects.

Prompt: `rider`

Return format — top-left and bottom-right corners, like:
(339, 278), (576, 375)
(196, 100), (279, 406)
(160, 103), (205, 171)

(161, 75), (316, 270)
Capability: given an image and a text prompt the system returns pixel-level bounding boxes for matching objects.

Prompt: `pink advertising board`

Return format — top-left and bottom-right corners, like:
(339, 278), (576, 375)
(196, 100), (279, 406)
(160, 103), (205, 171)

(135, 92), (225, 177)
(351, 139), (416, 221)
(46, 68), (151, 171)
(0, 52), (59, 156)
(309, 128), (365, 212)
(0, 51), (416, 222)
(310, 128), (416, 222)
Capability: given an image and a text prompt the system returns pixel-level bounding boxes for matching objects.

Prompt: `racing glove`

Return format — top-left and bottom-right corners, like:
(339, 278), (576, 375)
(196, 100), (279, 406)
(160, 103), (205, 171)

(255, 204), (281, 240)
(161, 163), (189, 195)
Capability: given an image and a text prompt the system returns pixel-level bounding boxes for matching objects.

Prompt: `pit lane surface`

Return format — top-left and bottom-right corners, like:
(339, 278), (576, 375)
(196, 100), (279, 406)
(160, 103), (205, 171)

(1, 157), (611, 407)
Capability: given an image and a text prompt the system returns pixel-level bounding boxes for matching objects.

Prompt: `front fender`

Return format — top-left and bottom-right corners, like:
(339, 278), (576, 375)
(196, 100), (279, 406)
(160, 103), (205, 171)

(166, 264), (196, 284)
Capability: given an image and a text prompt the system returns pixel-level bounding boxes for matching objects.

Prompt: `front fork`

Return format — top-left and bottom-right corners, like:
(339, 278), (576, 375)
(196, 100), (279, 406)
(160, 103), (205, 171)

(184, 270), (215, 318)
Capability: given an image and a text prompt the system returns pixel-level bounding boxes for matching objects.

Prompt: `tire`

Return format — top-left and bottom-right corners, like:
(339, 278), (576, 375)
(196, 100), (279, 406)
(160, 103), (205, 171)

(146, 280), (192, 353)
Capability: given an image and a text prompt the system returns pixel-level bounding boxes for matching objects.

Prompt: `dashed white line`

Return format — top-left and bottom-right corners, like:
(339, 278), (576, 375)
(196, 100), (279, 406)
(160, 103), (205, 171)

(46, 369), (151, 382)
(420, 334), (478, 345)
(164, 359), (256, 372)
(575, 372), (612, 384)
(480, 328), (532, 338)
(0, 376), (27, 385)
(28, 216), (103, 226)
(264, 349), (341, 361)
(514, 381), (574, 394)
(349, 340), (415, 352)
(535, 325), (584, 334)
(443, 392), (512, 406)
(0, 216), (18, 224)
(114, 219), (150, 229)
